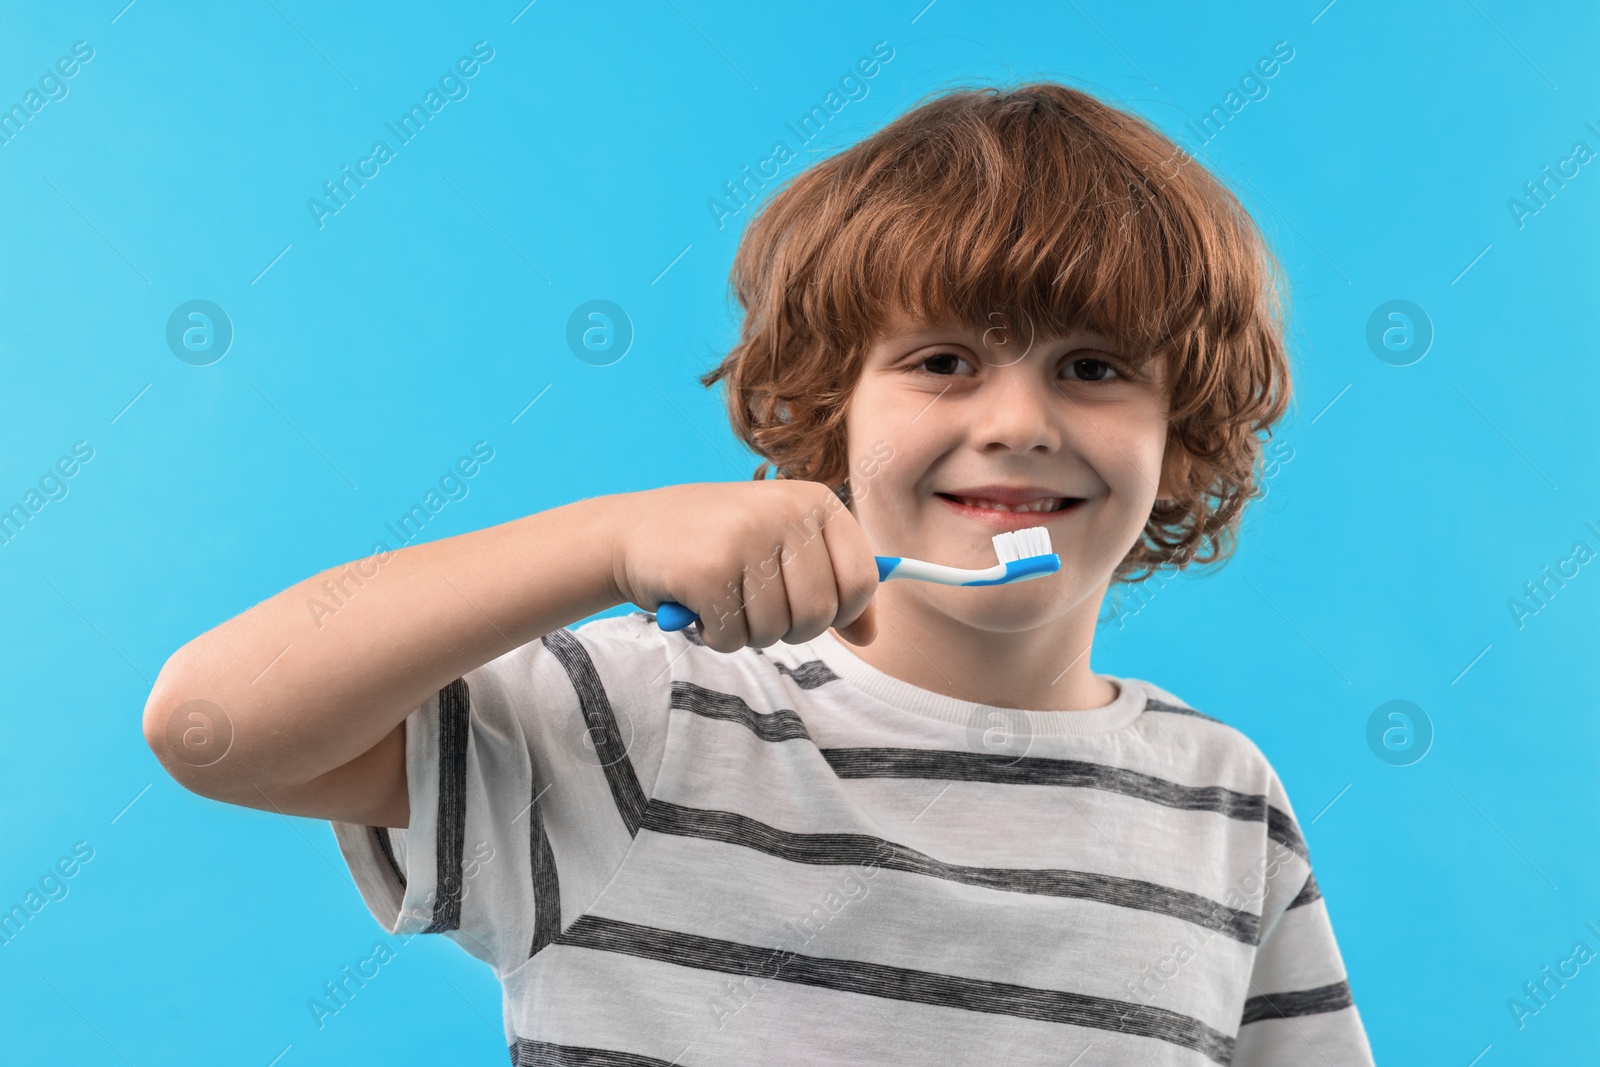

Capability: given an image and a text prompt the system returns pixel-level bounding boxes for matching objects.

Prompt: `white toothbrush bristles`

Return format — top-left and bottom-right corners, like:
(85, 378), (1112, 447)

(991, 526), (1054, 563)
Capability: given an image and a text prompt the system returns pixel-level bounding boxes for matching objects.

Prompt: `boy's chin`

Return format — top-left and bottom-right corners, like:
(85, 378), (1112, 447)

(909, 582), (1081, 634)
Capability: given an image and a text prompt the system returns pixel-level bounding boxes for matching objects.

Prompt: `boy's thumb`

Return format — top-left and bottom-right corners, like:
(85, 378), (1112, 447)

(835, 599), (877, 646)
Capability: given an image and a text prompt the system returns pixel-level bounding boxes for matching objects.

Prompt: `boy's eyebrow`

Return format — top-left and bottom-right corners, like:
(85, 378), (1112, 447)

(874, 323), (1122, 353)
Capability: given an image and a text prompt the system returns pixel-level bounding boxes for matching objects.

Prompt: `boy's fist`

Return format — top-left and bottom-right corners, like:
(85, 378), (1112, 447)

(608, 480), (878, 653)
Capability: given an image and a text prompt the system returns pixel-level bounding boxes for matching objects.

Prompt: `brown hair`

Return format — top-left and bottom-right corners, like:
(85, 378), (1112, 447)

(698, 80), (1293, 584)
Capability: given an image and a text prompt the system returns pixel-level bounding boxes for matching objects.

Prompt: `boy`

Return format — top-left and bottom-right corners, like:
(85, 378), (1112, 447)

(144, 82), (1375, 1065)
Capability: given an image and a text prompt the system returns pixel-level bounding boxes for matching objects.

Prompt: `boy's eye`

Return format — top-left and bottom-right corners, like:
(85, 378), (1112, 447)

(1063, 356), (1121, 382)
(916, 351), (976, 376)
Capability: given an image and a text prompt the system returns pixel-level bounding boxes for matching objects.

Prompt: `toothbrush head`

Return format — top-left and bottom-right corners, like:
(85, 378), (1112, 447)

(991, 525), (1054, 563)
(988, 526), (1061, 584)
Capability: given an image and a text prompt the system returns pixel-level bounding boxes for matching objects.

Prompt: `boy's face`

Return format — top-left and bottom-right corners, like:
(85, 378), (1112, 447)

(841, 308), (1180, 632)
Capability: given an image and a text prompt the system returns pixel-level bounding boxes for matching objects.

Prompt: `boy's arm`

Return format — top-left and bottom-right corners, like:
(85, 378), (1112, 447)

(1233, 867), (1376, 1065)
(1233, 769), (1376, 1066)
(141, 494), (628, 816)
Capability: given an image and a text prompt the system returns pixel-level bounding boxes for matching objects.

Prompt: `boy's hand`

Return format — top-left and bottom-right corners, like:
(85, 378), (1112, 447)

(608, 481), (879, 652)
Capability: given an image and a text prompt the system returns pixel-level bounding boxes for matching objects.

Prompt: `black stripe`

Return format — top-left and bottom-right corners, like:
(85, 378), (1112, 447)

(529, 780), (561, 958)
(1267, 807), (1306, 859)
(541, 628), (649, 837)
(666, 677), (1305, 860)
(1144, 696), (1222, 724)
(511, 1037), (682, 1066)
(1240, 980), (1354, 1024)
(644, 800), (1260, 944)
(822, 747), (1307, 860)
(770, 657), (840, 690)
(425, 677), (470, 934)
(554, 914), (1235, 1065)
(1287, 870), (1320, 910)
(372, 826), (405, 889)
(671, 681), (811, 742)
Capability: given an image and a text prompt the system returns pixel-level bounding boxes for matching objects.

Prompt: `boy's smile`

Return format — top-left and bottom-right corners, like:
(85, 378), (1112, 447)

(933, 488), (1086, 530)
(830, 308), (1182, 713)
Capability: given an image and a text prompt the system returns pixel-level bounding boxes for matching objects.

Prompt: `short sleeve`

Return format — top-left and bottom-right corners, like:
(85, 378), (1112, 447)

(1233, 770), (1376, 1066)
(329, 611), (676, 979)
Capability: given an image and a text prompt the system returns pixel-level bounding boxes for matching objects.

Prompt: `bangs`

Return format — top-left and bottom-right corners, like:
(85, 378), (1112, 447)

(774, 84), (1270, 382)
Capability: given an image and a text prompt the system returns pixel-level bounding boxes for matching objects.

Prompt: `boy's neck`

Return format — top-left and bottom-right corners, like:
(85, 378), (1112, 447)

(830, 583), (1116, 712)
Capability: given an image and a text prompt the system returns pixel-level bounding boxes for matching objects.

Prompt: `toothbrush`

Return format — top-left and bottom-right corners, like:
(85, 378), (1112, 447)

(652, 525), (1061, 632)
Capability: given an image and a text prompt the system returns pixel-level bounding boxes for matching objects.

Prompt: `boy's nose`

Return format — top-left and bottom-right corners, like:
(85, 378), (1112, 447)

(971, 370), (1063, 454)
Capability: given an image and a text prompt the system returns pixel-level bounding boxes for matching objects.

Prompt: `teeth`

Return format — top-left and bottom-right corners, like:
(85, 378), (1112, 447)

(953, 496), (1065, 513)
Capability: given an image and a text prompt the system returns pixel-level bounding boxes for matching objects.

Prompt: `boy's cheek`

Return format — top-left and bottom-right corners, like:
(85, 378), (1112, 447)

(852, 439), (897, 497)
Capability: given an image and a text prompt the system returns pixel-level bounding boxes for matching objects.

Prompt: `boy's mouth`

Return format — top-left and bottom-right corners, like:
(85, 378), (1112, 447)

(935, 493), (1084, 520)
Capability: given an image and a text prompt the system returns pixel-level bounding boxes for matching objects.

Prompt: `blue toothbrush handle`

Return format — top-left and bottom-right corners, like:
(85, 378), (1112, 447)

(652, 557), (898, 631)
(654, 600), (699, 631)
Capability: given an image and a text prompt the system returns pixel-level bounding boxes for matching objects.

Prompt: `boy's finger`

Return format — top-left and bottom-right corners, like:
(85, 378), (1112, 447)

(740, 555), (793, 649)
(776, 527), (841, 645)
(817, 502), (880, 634)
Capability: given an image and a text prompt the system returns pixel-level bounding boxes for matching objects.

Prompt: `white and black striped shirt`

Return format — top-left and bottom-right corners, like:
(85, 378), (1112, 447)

(332, 610), (1375, 1065)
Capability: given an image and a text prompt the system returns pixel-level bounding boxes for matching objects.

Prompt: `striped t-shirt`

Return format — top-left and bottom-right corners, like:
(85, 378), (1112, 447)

(331, 610), (1375, 1066)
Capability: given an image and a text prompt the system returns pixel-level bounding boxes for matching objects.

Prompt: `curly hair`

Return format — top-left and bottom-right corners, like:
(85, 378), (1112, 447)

(698, 80), (1293, 585)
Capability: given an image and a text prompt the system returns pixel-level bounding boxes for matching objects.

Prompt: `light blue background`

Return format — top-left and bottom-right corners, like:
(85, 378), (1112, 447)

(2, 0), (1596, 1062)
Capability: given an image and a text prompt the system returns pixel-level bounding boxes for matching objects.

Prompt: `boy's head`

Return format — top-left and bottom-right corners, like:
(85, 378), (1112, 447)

(701, 81), (1291, 630)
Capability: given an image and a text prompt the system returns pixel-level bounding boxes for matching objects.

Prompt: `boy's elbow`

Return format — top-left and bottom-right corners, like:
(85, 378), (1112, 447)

(141, 646), (217, 794)
(142, 652), (187, 770)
